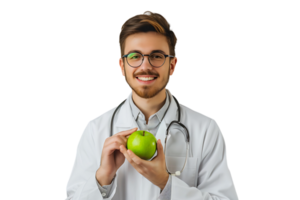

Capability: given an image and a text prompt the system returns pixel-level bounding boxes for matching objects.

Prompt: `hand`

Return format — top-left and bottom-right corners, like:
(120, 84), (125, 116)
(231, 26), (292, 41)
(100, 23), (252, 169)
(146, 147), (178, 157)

(96, 127), (138, 186)
(120, 139), (169, 190)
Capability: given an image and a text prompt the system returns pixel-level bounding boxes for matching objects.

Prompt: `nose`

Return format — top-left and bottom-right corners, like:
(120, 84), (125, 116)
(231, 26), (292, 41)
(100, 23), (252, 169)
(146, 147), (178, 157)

(138, 55), (153, 70)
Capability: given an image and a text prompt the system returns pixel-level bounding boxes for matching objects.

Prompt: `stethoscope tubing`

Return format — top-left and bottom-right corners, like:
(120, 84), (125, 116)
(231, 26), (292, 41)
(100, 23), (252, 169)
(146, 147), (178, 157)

(110, 94), (190, 176)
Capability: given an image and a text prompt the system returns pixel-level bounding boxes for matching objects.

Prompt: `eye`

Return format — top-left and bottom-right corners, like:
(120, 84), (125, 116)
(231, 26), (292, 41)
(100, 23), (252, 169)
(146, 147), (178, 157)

(150, 53), (164, 59)
(128, 53), (141, 60)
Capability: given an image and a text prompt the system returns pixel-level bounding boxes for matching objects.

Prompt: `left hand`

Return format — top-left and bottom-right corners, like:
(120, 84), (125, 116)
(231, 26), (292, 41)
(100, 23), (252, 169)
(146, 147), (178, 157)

(120, 139), (169, 190)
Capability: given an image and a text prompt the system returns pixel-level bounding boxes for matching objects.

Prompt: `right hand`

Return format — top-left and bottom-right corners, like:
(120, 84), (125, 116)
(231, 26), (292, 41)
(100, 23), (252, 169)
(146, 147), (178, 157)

(96, 127), (138, 186)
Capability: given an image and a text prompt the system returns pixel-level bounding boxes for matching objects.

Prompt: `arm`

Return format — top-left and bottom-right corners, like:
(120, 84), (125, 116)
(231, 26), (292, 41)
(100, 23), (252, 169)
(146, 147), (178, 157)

(95, 168), (118, 199)
(65, 121), (118, 200)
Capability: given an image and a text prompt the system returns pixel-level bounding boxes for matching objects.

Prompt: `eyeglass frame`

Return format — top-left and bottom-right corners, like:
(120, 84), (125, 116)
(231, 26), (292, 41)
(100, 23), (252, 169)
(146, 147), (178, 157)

(122, 51), (175, 68)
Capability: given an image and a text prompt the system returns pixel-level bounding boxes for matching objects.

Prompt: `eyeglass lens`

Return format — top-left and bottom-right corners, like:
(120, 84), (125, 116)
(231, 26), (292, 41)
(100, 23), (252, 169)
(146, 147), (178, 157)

(127, 52), (165, 67)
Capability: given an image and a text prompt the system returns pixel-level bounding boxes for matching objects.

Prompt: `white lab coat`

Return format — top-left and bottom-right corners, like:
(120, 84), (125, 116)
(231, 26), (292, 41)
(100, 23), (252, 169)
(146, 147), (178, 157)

(66, 89), (238, 200)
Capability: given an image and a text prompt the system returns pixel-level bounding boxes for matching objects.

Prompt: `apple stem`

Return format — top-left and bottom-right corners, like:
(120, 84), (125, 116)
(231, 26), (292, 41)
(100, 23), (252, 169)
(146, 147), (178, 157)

(143, 131), (145, 136)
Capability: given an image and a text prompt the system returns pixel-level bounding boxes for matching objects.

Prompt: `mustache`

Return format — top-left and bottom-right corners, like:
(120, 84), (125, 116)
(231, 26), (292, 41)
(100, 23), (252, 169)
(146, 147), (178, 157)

(134, 71), (159, 77)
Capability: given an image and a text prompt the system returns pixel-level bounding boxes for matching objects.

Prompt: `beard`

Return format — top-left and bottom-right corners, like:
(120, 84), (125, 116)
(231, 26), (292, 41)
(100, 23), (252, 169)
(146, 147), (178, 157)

(124, 65), (170, 99)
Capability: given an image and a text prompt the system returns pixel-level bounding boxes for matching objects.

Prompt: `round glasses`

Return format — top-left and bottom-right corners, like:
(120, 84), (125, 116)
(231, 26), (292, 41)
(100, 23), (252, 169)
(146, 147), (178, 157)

(122, 52), (174, 68)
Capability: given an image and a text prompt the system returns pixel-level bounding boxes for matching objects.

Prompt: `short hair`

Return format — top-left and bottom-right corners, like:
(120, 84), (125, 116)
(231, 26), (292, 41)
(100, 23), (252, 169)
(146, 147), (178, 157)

(119, 11), (177, 61)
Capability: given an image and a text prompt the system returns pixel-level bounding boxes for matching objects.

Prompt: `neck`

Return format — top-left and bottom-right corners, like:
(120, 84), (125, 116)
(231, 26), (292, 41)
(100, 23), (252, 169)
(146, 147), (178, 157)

(132, 89), (167, 121)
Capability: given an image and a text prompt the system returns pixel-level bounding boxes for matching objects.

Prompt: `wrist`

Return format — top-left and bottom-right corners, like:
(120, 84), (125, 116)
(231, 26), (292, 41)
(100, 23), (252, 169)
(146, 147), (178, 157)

(96, 168), (116, 186)
(158, 173), (169, 190)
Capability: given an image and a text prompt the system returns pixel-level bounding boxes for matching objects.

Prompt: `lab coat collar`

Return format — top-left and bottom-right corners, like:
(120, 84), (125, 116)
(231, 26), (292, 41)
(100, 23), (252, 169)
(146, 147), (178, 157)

(115, 88), (182, 150)
(115, 88), (178, 129)
(129, 90), (170, 123)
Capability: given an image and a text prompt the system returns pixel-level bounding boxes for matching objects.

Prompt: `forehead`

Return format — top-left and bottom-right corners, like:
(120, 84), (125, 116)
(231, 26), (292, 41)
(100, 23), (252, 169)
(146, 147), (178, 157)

(124, 32), (169, 54)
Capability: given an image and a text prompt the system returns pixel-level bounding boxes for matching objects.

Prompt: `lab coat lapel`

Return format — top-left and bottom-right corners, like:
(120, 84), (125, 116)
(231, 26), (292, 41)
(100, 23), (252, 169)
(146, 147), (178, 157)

(114, 89), (178, 137)
(114, 93), (141, 134)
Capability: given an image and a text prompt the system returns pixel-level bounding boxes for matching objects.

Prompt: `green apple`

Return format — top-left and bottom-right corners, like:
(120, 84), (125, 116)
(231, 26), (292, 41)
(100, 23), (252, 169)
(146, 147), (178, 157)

(127, 130), (157, 160)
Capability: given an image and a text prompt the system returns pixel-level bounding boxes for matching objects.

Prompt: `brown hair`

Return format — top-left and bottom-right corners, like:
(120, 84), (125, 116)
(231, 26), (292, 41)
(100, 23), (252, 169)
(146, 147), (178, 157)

(119, 11), (177, 62)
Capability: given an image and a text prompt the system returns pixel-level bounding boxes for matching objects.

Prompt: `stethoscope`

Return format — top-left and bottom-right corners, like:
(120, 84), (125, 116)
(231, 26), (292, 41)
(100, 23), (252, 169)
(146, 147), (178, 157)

(110, 93), (190, 176)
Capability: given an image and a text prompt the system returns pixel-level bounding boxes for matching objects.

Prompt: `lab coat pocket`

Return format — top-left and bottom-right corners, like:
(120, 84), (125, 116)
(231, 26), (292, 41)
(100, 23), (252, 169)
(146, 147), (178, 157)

(165, 156), (198, 187)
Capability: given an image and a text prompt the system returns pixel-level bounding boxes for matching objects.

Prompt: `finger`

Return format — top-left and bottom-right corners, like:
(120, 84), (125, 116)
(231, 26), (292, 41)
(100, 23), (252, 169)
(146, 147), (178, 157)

(122, 128), (138, 139)
(156, 139), (165, 160)
(151, 139), (159, 162)
(127, 149), (146, 166)
(108, 135), (127, 146)
(119, 145), (135, 165)
(117, 127), (138, 137)
(119, 144), (125, 150)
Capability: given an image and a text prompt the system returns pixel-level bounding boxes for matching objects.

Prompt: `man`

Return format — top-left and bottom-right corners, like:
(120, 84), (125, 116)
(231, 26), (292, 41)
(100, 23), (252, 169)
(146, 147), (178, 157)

(66, 11), (238, 200)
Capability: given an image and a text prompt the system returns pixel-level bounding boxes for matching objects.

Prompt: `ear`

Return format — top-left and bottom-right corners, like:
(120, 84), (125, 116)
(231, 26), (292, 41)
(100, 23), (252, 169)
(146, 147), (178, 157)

(169, 57), (177, 76)
(119, 58), (125, 76)
(175, 56), (179, 67)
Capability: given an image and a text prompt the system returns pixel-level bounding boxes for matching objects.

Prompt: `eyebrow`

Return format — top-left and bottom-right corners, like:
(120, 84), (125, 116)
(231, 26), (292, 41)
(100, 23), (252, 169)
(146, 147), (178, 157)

(127, 49), (167, 55)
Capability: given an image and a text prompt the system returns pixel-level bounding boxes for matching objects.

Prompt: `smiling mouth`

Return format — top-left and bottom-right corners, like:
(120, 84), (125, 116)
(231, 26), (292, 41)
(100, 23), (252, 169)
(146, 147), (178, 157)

(135, 77), (157, 81)
(135, 77), (157, 84)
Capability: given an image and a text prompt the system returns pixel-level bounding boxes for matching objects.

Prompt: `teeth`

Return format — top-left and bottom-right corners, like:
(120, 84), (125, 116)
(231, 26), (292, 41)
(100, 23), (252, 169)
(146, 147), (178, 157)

(137, 77), (155, 81)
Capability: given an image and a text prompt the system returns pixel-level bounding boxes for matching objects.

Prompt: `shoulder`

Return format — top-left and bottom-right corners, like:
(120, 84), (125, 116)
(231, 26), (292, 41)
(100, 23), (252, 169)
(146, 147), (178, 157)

(87, 106), (118, 133)
(179, 103), (221, 139)
(179, 103), (214, 126)
(179, 104), (224, 157)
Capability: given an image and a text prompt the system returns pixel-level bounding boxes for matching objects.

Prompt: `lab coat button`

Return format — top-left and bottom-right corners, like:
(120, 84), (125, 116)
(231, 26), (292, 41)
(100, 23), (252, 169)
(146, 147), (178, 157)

(102, 192), (106, 197)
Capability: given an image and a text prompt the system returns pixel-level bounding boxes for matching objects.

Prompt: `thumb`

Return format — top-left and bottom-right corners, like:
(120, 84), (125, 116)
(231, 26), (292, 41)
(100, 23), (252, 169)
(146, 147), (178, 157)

(157, 139), (165, 160)
(151, 139), (164, 162)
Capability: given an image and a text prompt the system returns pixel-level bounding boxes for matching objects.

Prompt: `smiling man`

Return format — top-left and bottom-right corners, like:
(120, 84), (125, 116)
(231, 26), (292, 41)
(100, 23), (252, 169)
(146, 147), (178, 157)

(120, 31), (176, 124)
(65, 11), (238, 200)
